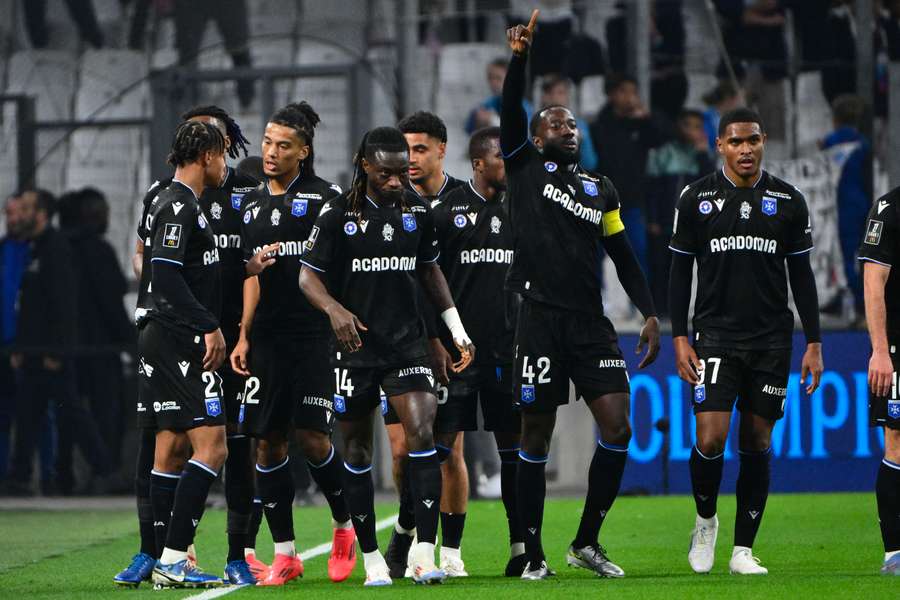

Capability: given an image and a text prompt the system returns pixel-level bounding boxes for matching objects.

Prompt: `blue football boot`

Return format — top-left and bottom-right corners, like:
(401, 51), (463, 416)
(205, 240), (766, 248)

(881, 553), (900, 575)
(113, 552), (156, 587)
(224, 559), (257, 585)
(152, 559), (223, 588)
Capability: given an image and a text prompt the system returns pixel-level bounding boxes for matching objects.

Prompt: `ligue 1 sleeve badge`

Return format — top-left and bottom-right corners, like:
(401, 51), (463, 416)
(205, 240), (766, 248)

(343, 221), (358, 236)
(699, 200), (713, 215)
(454, 214), (467, 228)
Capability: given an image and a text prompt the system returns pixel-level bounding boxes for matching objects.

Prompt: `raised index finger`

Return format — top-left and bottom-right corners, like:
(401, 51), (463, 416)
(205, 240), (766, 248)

(526, 9), (539, 34)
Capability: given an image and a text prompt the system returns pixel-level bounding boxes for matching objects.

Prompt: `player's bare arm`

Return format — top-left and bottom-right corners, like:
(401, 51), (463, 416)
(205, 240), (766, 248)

(865, 262), (893, 397)
(299, 265), (367, 353)
(230, 275), (260, 376)
(417, 262), (475, 371)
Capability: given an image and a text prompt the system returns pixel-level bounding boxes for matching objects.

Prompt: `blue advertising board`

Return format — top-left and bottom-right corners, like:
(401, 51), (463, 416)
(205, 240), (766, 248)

(618, 331), (883, 494)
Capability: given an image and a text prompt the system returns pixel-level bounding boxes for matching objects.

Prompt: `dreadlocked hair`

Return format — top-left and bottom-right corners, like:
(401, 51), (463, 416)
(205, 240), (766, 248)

(166, 120), (226, 168)
(346, 126), (410, 221)
(181, 105), (249, 160)
(269, 101), (321, 179)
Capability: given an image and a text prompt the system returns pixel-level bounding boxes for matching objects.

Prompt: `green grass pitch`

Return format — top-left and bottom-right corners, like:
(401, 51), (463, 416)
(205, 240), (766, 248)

(0, 493), (893, 599)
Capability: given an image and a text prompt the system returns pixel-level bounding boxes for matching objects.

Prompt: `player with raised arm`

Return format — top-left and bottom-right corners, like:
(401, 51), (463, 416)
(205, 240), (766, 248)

(229, 102), (355, 585)
(140, 121), (228, 588)
(502, 13), (660, 580)
(299, 127), (475, 586)
(116, 106), (257, 588)
(668, 108), (824, 575)
(383, 110), (466, 578)
(858, 187), (900, 575)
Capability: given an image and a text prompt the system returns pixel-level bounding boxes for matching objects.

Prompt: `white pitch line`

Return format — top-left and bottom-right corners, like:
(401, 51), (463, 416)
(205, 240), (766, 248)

(185, 514), (399, 600)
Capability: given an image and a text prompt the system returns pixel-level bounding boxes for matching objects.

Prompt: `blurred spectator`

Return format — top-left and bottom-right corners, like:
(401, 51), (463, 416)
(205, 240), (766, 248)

(607, 0), (688, 122)
(645, 109), (715, 316)
(6, 190), (77, 496)
(509, 0), (576, 78)
(821, 95), (872, 321)
(701, 81), (741, 155)
(0, 196), (29, 483)
(465, 57), (534, 134)
(173, 0), (255, 107)
(590, 74), (668, 276)
(539, 75), (598, 171)
(58, 188), (131, 492)
(21, 0), (104, 49)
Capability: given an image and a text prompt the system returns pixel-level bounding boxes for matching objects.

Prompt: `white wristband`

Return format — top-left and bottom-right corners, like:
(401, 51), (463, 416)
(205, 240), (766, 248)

(440, 307), (471, 347)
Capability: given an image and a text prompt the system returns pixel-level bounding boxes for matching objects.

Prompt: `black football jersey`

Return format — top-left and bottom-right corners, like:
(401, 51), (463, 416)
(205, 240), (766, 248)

(669, 168), (814, 349)
(146, 181), (221, 333)
(301, 192), (439, 367)
(503, 143), (625, 314)
(432, 181), (515, 364)
(135, 168), (257, 337)
(406, 172), (465, 203)
(858, 188), (900, 339)
(240, 172), (342, 337)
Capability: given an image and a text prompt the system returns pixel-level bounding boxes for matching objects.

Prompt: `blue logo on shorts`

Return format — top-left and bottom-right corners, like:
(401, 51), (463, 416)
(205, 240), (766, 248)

(231, 193), (244, 210)
(521, 384), (535, 404)
(699, 200), (712, 215)
(344, 222), (357, 236)
(238, 403), (245, 423)
(694, 384), (706, 404)
(402, 213), (416, 232)
(762, 196), (777, 216)
(334, 394), (346, 413)
(381, 395), (388, 415)
(889, 400), (900, 419)
(291, 199), (308, 217)
(205, 397), (222, 417)
(582, 181), (598, 196)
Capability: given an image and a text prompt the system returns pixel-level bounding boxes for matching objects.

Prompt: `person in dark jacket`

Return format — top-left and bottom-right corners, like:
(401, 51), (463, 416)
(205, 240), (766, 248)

(591, 74), (668, 277)
(5, 189), (78, 495)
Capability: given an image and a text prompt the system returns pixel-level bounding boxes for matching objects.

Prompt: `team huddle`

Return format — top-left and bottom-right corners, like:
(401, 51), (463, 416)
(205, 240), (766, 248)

(113, 14), (900, 589)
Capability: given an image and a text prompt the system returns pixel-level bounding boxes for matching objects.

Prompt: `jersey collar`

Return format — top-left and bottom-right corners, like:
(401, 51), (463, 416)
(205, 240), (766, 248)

(366, 195), (379, 208)
(266, 170), (302, 196)
(218, 166), (232, 189)
(410, 172), (450, 199)
(720, 166), (763, 189)
(171, 178), (199, 200)
(467, 180), (488, 203)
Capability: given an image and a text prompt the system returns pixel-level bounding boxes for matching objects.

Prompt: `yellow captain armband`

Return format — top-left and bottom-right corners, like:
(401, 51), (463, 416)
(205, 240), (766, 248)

(601, 208), (625, 237)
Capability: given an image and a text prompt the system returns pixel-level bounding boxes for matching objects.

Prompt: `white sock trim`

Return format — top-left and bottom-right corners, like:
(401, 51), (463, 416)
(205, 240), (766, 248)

(510, 542), (525, 558)
(696, 514), (718, 527)
(394, 522), (415, 536)
(732, 545), (752, 558)
(256, 457), (290, 473)
(160, 548), (189, 565)
(333, 518), (353, 530)
(440, 546), (462, 560)
(274, 540), (296, 556)
(886, 550), (900, 561)
(363, 550), (387, 570)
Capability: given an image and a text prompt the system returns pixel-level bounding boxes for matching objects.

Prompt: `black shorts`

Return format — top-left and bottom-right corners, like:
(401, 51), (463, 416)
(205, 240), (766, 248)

(239, 332), (334, 437)
(137, 320), (226, 431)
(512, 300), (629, 413)
(870, 344), (900, 430)
(336, 357), (436, 422)
(433, 364), (519, 434)
(690, 345), (791, 421)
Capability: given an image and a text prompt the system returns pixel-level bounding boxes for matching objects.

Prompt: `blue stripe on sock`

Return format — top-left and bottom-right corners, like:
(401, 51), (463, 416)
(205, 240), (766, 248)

(344, 462), (372, 475)
(597, 439), (629, 452)
(308, 445), (335, 469)
(408, 448), (437, 458)
(518, 450), (548, 464)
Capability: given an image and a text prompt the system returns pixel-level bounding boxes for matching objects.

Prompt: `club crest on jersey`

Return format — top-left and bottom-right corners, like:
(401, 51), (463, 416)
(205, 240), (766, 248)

(521, 384), (535, 404)
(334, 394), (346, 413)
(344, 221), (358, 236)
(231, 193), (244, 210)
(694, 384), (706, 404)
(762, 196), (777, 216)
(544, 161), (557, 173)
(699, 200), (713, 215)
(582, 180), (598, 196)
(453, 214), (467, 228)
(402, 213), (416, 232)
(889, 400), (900, 419)
(291, 198), (308, 217)
(163, 223), (182, 248)
(271, 208), (281, 226)
(740, 201), (751, 219)
(210, 202), (222, 220)
(198, 214), (207, 229)
(491, 215), (502, 234)
(383, 222), (395, 241)
(205, 397), (222, 417)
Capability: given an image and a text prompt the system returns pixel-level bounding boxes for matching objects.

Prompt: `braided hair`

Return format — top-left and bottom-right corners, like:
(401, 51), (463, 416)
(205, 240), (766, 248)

(166, 121), (226, 168)
(269, 101), (321, 179)
(181, 105), (250, 160)
(346, 126), (410, 220)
